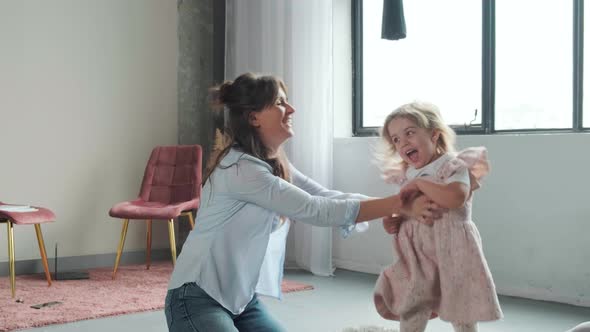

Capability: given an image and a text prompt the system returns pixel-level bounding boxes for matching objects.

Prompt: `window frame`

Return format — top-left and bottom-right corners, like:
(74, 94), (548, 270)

(352, 0), (588, 136)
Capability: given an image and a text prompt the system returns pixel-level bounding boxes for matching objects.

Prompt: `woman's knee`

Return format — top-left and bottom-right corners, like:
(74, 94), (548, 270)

(234, 296), (286, 332)
(165, 284), (237, 332)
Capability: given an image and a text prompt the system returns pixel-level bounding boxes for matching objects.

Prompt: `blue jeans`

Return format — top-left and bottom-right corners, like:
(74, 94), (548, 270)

(164, 283), (287, 332)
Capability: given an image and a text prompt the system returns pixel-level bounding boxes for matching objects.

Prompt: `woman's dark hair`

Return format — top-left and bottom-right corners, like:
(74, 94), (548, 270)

(204, 72), (291, 184)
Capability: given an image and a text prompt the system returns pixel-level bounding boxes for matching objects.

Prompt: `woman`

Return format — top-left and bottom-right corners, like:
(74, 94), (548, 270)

(164, 72), (440, 332)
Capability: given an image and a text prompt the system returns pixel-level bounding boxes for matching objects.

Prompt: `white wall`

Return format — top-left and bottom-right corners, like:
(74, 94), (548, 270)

(330, 0), (590, 306)
(0, 0), (178, 261)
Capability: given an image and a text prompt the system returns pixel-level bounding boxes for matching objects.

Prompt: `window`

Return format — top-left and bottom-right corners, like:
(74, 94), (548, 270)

(584, 0), (590, 128)
(353, 0), (589, 135)
(360, 0), (481, 129)
(495, 0), (572, 130)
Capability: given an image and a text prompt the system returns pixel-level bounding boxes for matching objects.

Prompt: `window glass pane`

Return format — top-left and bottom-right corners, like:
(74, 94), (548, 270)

(362, 0), (481, 128)
(495, 0), (571, 130)
(585, 0), (590, 127)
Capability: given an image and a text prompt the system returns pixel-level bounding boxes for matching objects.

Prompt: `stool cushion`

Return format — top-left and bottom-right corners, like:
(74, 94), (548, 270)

(0, 202), (56, 225)
(109, 198), (199, 220)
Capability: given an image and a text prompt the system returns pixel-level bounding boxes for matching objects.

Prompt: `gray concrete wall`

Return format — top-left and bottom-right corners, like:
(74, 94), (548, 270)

(176, 0), (225, 246)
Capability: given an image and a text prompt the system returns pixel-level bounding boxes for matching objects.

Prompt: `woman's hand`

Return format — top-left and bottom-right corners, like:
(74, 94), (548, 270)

(399, 179), (422, 204)
(403, 194), (445, 226)
(382, 215), (405, 234)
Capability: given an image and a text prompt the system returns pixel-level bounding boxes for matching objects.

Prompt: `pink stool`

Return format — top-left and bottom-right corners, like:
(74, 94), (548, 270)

(0, 202), (55, 298)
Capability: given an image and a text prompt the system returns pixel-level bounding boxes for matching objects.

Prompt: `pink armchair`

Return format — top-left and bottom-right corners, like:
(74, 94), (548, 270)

(0, 203), (54, 298)
(109, 145), (202, 279)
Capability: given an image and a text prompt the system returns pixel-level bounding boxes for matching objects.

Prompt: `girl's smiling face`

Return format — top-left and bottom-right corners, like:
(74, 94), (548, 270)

(387, 116), (441, 169)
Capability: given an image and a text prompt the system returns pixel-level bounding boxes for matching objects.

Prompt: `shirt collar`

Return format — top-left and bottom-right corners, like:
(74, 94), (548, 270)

(220, 148), (273, 172)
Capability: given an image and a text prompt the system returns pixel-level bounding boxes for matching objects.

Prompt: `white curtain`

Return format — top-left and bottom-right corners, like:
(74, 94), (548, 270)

(226, 0), (335, 276)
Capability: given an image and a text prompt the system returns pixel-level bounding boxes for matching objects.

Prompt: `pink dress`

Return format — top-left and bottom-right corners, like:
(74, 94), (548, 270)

(374, 147), (503, 324)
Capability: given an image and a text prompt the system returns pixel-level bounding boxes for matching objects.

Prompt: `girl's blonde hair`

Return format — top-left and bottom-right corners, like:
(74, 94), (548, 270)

(374, 102), (456, 180)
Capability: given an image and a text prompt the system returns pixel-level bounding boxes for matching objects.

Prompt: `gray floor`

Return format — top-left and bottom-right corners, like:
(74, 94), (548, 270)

(21, 269), (590, 332)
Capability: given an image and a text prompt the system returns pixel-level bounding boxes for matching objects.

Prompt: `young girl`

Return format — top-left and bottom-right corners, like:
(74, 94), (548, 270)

(373, 102), (503, 332)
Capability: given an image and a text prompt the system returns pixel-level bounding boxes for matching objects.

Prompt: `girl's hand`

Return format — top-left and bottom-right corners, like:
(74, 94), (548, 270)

(404, 194), (446, 226)
(382, 215), (404, 234)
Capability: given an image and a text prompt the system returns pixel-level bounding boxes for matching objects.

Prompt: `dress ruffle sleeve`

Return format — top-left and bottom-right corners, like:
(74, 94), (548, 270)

(437, 147), (490, 191)
(382, 167), (408, 185)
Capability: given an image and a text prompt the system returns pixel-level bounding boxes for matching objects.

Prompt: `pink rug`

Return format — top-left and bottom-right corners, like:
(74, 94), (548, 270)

(0, 262), (313, 331)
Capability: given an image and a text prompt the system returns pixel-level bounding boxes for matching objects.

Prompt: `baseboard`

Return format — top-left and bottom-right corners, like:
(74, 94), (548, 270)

(0, 249), (171, 277)
(333, 259), (590, 308)
(496, 285), (590, 308)
(333, 258), (384, 275)
(283, 258), (299, 270)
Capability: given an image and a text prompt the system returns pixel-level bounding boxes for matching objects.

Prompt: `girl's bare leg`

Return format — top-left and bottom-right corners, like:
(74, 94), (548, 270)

(400, 309), (432, 332)
(451, 322), (478, 332)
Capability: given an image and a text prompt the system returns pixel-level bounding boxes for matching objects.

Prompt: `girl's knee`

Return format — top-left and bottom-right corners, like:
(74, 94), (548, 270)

(451, 322), (478, 332)
(400, 309), (432, 332)
(567, 322), (590, 332)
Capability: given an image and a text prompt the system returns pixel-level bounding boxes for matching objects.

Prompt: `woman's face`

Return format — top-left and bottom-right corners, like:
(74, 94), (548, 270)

(250, 88), (295, 152)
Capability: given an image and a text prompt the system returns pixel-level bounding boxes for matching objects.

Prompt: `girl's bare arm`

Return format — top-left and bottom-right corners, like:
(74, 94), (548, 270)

(402, 179), (469, 209)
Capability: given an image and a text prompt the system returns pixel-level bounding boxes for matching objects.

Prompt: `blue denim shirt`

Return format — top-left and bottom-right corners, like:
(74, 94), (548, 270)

(168, 149), (362, 314)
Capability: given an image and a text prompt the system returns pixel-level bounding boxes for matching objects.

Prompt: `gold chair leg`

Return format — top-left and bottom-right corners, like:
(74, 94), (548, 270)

(167, 219), (176, 265)
(7, 221), (16, 298)
(146, 219), (152, 270)
(185, 211), (195, 230)
(112, 219), (129, 279)
(34, 224), (52, 286)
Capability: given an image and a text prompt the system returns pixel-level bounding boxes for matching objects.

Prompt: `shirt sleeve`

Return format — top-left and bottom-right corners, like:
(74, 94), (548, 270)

(290, 164), (369, 200)
(224, 160), (360, 228)
(290, 164), (367, 237)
